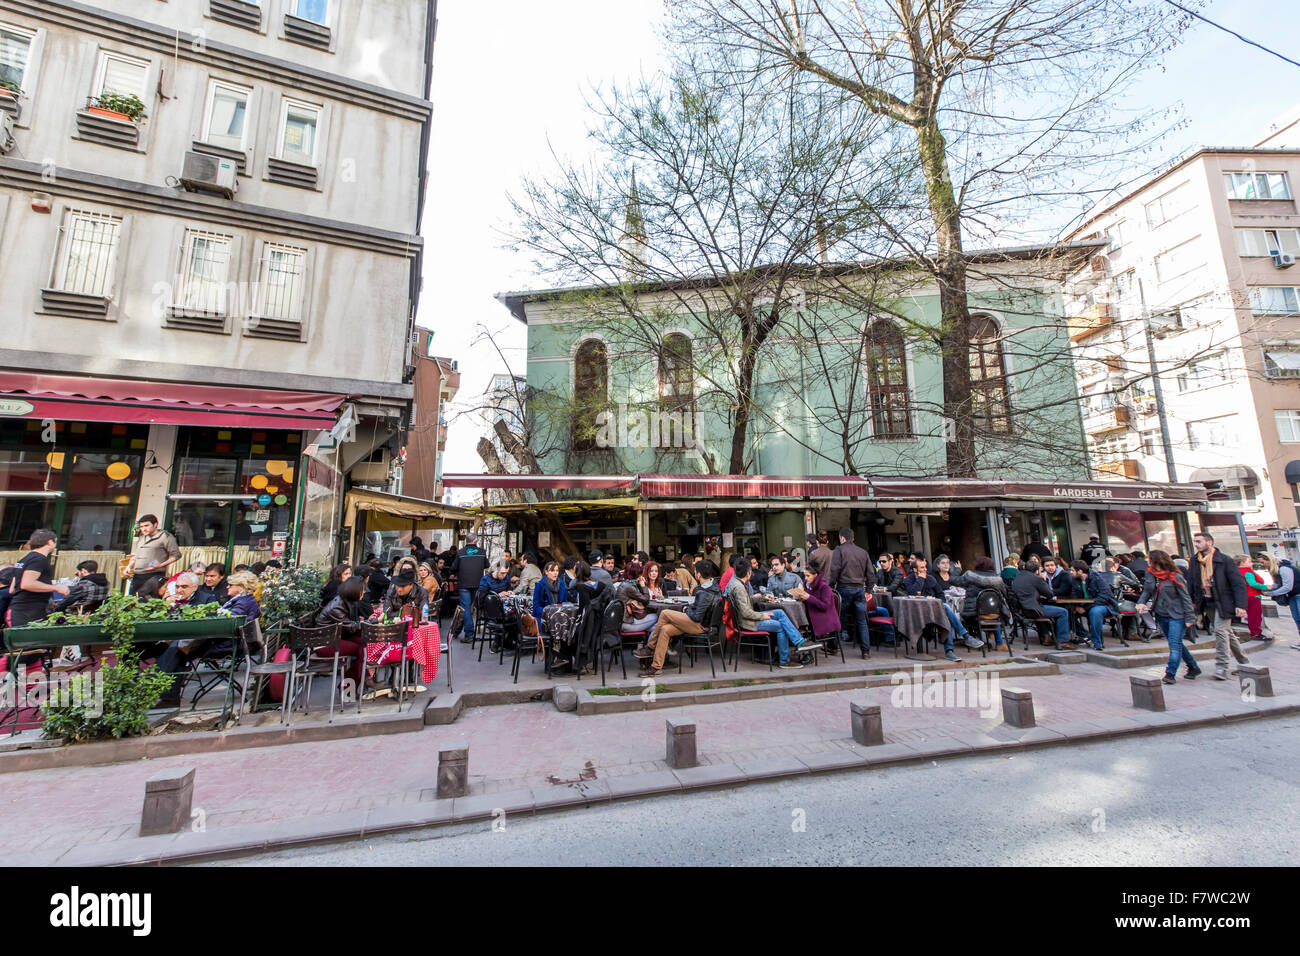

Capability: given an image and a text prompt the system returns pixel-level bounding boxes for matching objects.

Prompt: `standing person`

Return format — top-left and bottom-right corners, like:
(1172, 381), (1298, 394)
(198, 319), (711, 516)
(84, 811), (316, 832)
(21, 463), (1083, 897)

(1190, 532), (1250, 680)
(1019, 533), (1052, 565)
(1079, 534), (1109, 569)
(124, 514), (180, 596)
(806, 532), (833, 577)
(1237, 554), (1270, 642)
(448, 533), (488, 642)
(7, 530), (68, 627)
(1135, 550), (1201, 685)
(1128, 550), (1149, 579)
(828, 527), (874, 660)
(1265, 554), (1300, 649)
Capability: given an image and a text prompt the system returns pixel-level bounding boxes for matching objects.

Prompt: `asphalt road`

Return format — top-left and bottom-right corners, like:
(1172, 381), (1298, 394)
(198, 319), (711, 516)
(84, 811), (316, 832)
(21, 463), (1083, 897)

(211, 716), (1300, 866)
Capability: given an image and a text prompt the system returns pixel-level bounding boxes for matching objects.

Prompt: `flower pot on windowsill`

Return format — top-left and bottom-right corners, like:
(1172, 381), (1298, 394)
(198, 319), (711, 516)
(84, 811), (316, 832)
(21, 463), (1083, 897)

(0, 88), (19, 100)
(86, 105), (134, 123)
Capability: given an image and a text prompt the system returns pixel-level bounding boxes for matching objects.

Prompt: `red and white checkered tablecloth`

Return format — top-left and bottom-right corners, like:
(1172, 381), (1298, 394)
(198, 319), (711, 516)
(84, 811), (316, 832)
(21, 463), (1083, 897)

(364, 622), (441, 682)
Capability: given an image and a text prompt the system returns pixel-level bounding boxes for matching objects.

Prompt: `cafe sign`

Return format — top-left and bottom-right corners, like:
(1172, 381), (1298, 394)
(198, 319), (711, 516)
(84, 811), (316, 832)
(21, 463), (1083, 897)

(0, 399), (35, 416)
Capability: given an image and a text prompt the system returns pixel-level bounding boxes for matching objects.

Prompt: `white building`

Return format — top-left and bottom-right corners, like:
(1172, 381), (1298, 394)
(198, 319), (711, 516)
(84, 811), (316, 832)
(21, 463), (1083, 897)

(1065, 146), (1300, 560)
(0, 0), (438, 576)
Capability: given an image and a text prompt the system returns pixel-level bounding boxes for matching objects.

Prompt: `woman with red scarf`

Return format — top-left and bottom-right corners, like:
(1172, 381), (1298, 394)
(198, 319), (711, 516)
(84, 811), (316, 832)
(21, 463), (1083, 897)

(1135, 550), (1201, 685)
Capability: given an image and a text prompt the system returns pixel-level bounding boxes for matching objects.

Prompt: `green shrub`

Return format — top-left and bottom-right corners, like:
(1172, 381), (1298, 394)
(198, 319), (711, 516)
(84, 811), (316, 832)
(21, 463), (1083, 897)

(91, 92), (147, 121)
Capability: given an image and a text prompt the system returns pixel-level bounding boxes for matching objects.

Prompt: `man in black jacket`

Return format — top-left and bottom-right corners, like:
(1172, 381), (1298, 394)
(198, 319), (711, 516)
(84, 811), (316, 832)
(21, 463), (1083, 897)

(449, 534), (488, 641)
(1010, 559), (1070, 646)
(1191, 532), (1250, 679)
(634, 559), (721, 675)
(1071, 560), (1119, 650)
(875, 552), (905, 596)
(829, 528), (874, 658)
(1043, 557), (1074, 599)
(52, 560), (110, 611)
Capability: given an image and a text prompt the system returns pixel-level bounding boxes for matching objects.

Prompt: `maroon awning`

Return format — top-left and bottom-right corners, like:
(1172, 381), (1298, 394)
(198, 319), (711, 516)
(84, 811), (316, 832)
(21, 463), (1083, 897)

(639, 475), (870, 498)
(0, 372), (345, 430)
(441, 473), (637, 490)
(868, 479), (1208, 505)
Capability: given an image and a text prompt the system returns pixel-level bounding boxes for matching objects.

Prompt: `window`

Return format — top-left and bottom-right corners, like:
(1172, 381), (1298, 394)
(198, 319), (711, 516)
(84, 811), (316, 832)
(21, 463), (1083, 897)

(1144, 182), (1191, 229)
(1113, 269), (1135, 300)
(1105, 221), (1126, 251)
(93, 51), (148, 102)
(1176, 352), (1228, 391)
(278, 99), (319, 165)
(1140, 429), (1162, 456)
(1263, 347), (1300, 379)
(1236, 228), (1300, 258)
(969, 314), (1012, 434)
(202, 81), (250, 151)
(293, 0), (329, 24)
(0, 24), (34, 90)
(864, 319), (911, 438)
(175, 230), (233, 314)
(572, 339), (608, 451)
(658, 333), (693, 407)
(1092, 434), (1131, 462)
(254, 243), (307, 322)
(1187, 416), (1235, 451)
(1249, 286), (1300, 315)
(1224, 171), (1292, 201)
(53, 210), (121, 297)
(1154, 238), (1204, 284)
(1275, 410), (1300, 443)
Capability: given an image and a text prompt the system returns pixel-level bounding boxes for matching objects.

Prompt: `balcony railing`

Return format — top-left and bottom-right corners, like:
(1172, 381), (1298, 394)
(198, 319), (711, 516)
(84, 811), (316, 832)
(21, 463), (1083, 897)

(1096, 458), (1140, 478)
(1084, 404), (1131, 434)
(1068, 302), (1115, 342)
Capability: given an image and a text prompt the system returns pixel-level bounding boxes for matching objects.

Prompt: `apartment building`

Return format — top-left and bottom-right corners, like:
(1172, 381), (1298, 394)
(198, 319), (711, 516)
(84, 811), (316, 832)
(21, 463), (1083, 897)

(400, 329), (459, 502)
(1065, 147), (1300, 559)
(0, 0), (438, 577)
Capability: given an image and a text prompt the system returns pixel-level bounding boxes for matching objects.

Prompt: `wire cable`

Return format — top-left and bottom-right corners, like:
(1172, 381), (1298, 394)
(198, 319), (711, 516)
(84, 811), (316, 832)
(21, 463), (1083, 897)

(1164, 0), (1300, 70)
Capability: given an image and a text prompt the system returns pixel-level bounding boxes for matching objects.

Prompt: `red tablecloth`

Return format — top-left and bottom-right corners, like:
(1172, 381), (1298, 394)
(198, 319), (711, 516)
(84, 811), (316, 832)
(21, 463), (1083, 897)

(364, 622), (441, 682)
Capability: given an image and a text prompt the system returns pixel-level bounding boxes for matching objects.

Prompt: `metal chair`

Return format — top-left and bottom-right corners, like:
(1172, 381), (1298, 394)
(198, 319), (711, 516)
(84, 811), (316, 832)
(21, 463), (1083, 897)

(358, 620), (412, 713)
(444, 605), (462, 693)
(512, 610), (541, 685)
(970, 589), (1009, 658)
(598, 598), (629, 685)
(291, 622), (352, 723)
(678, 596), (726, 677)
(475, 590), (507, 662)
(726, 593), (776, 671)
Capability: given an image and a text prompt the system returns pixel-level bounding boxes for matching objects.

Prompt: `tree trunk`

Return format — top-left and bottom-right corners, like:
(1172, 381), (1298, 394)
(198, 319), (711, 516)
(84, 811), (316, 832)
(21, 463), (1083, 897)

(728, 335), (758, 475)
(476, 438), (527, 505)
(916, 116), (976, 479)
(493, 420), (554, 502)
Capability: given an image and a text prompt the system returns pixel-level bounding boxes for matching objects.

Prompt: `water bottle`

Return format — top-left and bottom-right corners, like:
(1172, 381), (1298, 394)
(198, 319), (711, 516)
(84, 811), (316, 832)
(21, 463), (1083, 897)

(421, 601), (429, 624)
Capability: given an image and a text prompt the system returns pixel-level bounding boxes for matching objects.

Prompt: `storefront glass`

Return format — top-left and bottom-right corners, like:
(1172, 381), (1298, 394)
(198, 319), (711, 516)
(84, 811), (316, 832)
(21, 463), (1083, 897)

(297, 443), (341, 568)
(1143, 513), (1178, 556)
(1105, 510), (1146, 555)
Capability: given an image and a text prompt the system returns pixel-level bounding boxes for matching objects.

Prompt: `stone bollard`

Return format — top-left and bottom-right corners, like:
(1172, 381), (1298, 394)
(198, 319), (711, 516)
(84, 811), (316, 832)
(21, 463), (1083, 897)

(1238, 665), (1274, 698)
(1000, 687), (1035, 728)
(1129, 674), (1166, 712)
(850, 702), (884, 746)
(553, 684), (578, 712)
(141, 766), (195, 836)
(665, 717), (697, 769)
(437, 740), (469, 798)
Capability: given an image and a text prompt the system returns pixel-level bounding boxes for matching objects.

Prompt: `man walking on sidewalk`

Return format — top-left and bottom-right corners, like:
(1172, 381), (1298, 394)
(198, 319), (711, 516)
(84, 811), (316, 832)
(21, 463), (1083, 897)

(1191, 532), (1249, 680)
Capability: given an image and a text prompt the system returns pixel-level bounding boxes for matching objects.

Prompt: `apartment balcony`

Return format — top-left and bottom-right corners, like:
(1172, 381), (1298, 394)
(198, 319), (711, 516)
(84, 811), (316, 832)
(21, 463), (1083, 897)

(1096, 458), (1141, 479)
(437, 419), (448, 452)
(1083, 404), (1131, 434)
(1068, 302), (1115, 342)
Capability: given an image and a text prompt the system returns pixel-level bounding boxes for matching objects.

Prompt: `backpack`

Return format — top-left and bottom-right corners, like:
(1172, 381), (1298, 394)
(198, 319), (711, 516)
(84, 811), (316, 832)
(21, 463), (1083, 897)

(1273, 560), (1300, 604)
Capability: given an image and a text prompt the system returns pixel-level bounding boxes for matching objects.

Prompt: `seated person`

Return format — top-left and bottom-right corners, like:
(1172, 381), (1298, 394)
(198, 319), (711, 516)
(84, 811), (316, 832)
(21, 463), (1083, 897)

(765, 557), (802, 598)
(154, 570), (260, 707)
(165, 571), (200, 607)
(1043, 557), (1074, 599)
(633, 560), (721, 676)
(1070, 559), (1119, 650)
(793, 565), (843, 650)
(876, 552), (905, 596)
(724, 560), (820, 669)
(314, 575), (372, 696)
(954, 556), (1010, 650)
(1000, 555), (1020, 587)
(51, 560), (110, 612)
(1010, 558), (1070, 646)
(476, 560), (514, 603)
(382, 569), (429, 620)
(532, 561), (569, 620)
(195, 563), (229, 606)
(902, 557), (984, 661)
(616, 561), (659, 635)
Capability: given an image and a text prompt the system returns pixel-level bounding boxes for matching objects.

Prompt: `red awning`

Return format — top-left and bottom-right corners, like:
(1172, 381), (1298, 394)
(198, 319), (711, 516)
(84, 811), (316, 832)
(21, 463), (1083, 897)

(639, 475), (871, 498)
(0, 372), (345, 430)
(441, 473), (636, 490)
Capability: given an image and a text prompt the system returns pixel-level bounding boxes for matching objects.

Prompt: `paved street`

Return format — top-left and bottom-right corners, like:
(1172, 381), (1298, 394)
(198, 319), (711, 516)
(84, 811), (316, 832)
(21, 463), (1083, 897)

(214, 715), (1300, 866)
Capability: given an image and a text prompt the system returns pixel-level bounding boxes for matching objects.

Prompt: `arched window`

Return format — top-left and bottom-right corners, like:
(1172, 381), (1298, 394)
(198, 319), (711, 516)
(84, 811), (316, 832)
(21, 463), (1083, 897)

(657, 333), (694, 449)
(864, 319), (911, 438)
(572, 338), (608, 451)
(970, 314), (1012, 434)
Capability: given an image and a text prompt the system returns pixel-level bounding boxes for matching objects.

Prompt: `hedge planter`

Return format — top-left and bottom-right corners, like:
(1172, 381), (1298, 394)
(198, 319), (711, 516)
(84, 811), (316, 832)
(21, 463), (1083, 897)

(4, 616), (245, 653)
(86, 105), (134, 123)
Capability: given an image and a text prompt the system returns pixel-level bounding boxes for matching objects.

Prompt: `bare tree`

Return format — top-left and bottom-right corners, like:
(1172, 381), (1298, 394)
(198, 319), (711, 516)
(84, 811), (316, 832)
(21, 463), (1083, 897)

(665, 0), (1195, 477)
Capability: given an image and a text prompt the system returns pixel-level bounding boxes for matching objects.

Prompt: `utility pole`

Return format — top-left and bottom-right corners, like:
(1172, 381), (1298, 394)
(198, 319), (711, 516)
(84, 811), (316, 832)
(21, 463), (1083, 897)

(1136, 278), (1178, 483)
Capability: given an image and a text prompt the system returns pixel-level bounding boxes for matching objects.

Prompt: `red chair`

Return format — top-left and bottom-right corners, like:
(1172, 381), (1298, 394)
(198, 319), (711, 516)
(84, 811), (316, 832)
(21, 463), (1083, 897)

(864, 594), (901, 658)
(726, 592), (777, 671)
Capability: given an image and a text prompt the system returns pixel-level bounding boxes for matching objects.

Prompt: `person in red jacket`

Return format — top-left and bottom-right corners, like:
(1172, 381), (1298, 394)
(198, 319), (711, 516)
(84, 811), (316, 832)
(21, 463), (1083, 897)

(1237, 554), (1270, 641)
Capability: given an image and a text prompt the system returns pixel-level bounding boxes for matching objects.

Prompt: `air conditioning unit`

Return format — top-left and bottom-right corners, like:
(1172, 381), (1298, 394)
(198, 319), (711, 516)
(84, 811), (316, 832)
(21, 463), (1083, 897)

(179, 150), (237, 199)
(1273, 253), (1296, 269)
(0, 112), (14, 154)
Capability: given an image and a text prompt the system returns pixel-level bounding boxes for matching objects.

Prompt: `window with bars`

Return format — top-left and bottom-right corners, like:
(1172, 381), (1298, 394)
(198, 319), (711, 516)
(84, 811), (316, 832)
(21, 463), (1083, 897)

(970, 314), (1012, 434)
(175, 230), (233, 314)
(572, 339), (608, 451)
(53, 211), (121, 297)
(0, 24), (34, 91)
(864, 319), (912, 438)
(254, 243), (307, 322)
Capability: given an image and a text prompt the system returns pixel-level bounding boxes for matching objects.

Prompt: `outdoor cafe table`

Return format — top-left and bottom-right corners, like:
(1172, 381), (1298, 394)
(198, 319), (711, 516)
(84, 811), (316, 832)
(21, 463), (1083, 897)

(890, 596), (949, 650)
(366, 621), (442, 682)
(648, 597), (693, 615)
(753, 596), (809, 631)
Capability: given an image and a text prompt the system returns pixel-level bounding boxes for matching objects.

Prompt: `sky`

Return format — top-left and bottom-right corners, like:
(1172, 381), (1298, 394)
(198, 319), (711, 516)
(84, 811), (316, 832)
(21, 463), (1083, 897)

(417, 0), (1300, 487)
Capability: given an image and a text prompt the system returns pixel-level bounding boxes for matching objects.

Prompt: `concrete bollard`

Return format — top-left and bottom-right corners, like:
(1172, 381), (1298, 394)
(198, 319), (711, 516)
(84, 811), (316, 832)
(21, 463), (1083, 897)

(141, 766), (195, 836)
(1000, 687), (1035, 728)
(1237, 665), (1274, 698)
(850, 702), (884, 746)
(437, 740), (469, 798)
(1129, 674), (1166, 712)
(553, 684), (578, 712)
(665, 717), (697, 769)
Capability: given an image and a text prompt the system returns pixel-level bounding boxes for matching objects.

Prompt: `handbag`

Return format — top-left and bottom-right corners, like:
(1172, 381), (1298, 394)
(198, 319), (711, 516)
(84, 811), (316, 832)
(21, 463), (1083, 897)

(626, 599), (648, 620)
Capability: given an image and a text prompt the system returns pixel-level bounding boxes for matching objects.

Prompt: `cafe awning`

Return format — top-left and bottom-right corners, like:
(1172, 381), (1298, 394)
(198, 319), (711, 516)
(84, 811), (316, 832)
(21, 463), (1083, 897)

(344, 488), (475, 528)
(1189, 465), (1260, 487)
(0, 372), (344, 430)
(639, 475), (870, 498)
(469, 497), (640, 517)
(441, 473), (636, 490)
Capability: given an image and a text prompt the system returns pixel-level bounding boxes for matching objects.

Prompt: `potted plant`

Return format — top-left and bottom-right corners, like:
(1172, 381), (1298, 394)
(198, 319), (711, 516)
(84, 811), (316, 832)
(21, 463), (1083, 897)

(0, 79), (21, 100)
(86, 92), (147, 124)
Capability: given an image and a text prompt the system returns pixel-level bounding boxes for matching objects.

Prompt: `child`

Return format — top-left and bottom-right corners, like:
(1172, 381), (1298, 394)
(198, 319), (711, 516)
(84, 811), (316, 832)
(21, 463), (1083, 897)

(1237, 555), (1270, 642)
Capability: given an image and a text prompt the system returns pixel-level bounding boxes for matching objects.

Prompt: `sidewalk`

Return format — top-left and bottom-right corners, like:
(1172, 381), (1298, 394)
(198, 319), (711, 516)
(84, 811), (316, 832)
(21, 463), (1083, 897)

(2, 637), (1295, 864)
